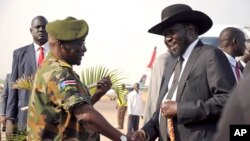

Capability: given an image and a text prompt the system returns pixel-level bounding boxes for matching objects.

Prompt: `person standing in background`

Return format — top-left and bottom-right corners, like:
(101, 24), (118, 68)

(5, 16), (49, 138)
(116, 83), (129, 129)
(143, 51), (170, 124)
(0, 73), (11, 132)
(241, 39), (250, 76)
(243, 61), (250, 76)
(219, 27), (246, 81)
(127, 83), (144, 138)
(238, 39), (250, 71)
(213, 74), (250, 141)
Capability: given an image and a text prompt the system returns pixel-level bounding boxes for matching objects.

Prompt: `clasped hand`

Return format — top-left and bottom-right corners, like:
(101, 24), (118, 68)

(96, 76), (112, 95)
(160, 99), (177, 118)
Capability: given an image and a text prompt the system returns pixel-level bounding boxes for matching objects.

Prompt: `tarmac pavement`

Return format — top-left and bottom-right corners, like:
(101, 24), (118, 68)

(94, 97), (144, 141)
(0, 97), (144, 141)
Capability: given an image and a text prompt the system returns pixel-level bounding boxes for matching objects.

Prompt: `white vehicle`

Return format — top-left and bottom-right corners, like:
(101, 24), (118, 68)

(105, 89), (117, 101)
(201, 24), (250, 39)
(200, 36), (219, 47)
(199, 24), (250, 48)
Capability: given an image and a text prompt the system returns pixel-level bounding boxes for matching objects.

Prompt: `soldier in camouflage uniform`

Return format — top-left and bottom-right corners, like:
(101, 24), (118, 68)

(27, 17), (129, 141)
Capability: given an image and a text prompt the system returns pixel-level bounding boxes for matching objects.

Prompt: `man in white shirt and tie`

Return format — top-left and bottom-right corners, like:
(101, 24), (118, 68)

(5, 15), (49, 138)
(218, 27), (246, 82)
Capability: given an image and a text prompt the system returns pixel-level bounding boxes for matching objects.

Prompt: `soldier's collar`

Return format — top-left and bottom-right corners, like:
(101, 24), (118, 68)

(58, 60), (72, 68)
(48, 52), (72, 68)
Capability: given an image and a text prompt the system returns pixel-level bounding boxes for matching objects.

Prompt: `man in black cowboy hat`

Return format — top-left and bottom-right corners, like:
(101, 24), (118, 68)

(131, 4), (235, 141)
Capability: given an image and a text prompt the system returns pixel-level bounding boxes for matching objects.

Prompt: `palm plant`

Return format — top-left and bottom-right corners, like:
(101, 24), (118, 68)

(81, 65), (127, 95)
(5, 75), (32, 141)
(11, 75), (33, 90)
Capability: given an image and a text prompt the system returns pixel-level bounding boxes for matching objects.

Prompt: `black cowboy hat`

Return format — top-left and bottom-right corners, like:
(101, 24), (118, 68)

(148, 4), (213, 36)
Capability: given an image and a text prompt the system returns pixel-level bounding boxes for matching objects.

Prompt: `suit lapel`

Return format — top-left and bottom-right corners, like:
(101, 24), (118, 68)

(26, 44), (37, 71)
(176, 41), (202, 102)
(157, 56), (178, 108)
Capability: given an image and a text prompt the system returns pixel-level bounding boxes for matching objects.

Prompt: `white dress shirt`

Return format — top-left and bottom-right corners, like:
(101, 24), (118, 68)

(127, 90), (144, 116)
(162, 38), (199, 102)
(34, 42), (49, 67)
(159, 38), (199, 122)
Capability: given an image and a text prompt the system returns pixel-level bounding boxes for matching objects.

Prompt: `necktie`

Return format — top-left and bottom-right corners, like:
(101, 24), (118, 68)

(235, 62), (241, 81)
(159, 56), (184, 141)
(237, 61), (244, 72)
(166, 56), (184, 99)
(38, 47), (44, 66)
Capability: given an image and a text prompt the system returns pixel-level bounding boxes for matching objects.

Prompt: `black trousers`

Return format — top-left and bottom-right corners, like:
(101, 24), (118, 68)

(127, 115), (140, 137)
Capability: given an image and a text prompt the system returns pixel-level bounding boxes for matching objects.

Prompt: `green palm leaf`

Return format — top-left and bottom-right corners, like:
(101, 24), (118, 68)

(11, 75), (33, 90)
(81, 66), (127, 95)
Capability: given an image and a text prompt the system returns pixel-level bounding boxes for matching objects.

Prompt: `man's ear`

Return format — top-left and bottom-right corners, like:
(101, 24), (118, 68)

(232, 38), (237, 45)
(57, 40), (64, 47)
(58, 41), (70, 51)
(185, 24), (196, 36)
(30, 28), (32, 33)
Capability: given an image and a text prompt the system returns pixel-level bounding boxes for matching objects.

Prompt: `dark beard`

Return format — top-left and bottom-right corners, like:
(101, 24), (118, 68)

(169, 50), (180, 57)
(169, 47), (187, 58)
(169, 41), (189, 58)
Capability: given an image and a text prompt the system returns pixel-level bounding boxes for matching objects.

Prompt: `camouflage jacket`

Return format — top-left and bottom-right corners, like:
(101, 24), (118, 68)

(27, 52), (100, 141)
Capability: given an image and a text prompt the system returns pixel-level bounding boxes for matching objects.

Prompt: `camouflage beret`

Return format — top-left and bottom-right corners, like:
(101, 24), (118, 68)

(46, 16), (89, 41)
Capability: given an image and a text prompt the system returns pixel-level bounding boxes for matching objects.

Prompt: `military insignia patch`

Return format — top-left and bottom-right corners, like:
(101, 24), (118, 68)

(60, 80), (76, 89)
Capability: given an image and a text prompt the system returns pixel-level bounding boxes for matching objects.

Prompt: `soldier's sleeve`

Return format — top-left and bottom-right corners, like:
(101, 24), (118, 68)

(48, 70), (91, 112)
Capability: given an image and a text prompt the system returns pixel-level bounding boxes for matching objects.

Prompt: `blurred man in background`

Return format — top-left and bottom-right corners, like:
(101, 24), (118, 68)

(6, 16), (49, 137)
(127, 83), (144, 137)
(239, 39), (250, 73)
(0, 73), (11, 132)
(219, 27), (246, 81)
(116, 84), (129, 129)
(143, 52), (170, 124)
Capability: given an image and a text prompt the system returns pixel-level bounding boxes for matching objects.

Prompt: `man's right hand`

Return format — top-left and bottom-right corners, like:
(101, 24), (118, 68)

(131, 130), (147, 141)
(6, 119), (15, 138)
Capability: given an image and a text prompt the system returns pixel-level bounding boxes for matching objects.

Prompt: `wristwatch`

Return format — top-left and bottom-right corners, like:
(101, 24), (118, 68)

(120, 135), (127, 141)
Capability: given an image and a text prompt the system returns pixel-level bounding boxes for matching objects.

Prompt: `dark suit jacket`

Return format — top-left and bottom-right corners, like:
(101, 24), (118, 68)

(142, 41), (236, 141)
(214, 74), (250, 141)
(0, 73), (11, 115)
(6, 44), (37, 130)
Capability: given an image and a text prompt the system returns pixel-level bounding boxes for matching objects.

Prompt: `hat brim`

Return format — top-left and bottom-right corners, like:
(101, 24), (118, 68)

(148, 10), (213, 36)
